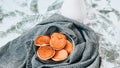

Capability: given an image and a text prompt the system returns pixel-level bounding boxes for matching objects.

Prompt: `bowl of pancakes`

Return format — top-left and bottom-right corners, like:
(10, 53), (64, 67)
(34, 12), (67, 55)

(34, 32), (74, 63)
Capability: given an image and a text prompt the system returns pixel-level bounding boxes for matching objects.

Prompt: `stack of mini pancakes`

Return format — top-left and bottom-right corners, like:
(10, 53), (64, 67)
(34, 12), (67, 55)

(34, 32), (73, 61)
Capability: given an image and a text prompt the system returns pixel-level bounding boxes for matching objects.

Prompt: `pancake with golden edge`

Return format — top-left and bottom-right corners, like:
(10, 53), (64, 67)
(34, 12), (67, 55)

(52, 49), (68, 61)
(50, 32), (67, 50)
(37, 46), (55, 60)
(64, 40), (73, 54)
(34, 35), (50, 46)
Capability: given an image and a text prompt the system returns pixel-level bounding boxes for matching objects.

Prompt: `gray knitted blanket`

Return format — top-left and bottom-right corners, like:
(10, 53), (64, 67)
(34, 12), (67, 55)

(0, 14), (100, 68)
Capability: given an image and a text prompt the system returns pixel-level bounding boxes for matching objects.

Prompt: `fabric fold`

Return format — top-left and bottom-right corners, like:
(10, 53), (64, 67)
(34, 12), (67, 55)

(0, 14), (100, 68)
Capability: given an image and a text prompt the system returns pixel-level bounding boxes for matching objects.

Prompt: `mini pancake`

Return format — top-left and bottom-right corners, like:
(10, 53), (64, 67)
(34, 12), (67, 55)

(34, 35), (50, 46)
(50, 32), (67, 50)
(64, 40), (73, 54)
(50, 37), (66, 50)
(52, 49), (68, 61)
(37, 46), (55, 60)
(51, 32), (66, 39)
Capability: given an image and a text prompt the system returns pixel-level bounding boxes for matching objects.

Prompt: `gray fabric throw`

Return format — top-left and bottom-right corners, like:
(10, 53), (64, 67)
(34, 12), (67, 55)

(0, 14), (100, 68)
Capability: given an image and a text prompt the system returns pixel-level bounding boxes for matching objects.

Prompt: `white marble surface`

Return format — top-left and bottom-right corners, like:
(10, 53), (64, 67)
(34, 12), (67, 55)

(0, 0), (120, 68)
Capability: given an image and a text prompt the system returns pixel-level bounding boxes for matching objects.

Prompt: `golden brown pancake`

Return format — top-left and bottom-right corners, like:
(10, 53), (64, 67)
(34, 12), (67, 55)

(51, 32), (66, 39)
(37, 46), (55, 60)
(52, 49), (68, 61)
(64, 40), (73, 54)
(34, 35), (50, 46)
(50, 33), (67, 50)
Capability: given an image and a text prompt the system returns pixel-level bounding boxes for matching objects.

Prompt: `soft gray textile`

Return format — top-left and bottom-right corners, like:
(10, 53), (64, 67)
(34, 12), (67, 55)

(0, 14), (100, 68)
